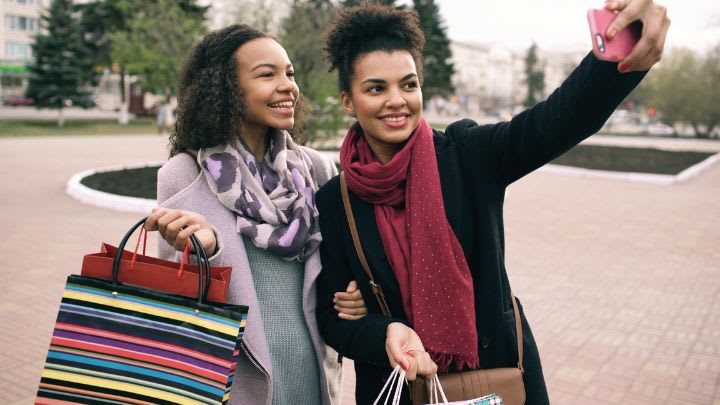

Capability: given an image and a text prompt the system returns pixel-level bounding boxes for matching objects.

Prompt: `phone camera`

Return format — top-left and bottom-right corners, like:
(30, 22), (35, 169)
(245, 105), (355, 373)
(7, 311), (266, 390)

(595, 34), (606, 53)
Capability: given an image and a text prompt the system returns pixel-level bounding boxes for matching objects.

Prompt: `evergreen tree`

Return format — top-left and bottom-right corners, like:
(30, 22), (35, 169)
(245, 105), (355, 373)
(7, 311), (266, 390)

(523, 42), (545, 107)
(280, 0), (347, 144)
(413, 0), (454, 101)
(26, 0), (94, 127)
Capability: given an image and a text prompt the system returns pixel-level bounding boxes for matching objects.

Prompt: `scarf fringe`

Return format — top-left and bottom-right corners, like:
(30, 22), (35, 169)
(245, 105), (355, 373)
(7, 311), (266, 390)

(430, 352), (480, 373)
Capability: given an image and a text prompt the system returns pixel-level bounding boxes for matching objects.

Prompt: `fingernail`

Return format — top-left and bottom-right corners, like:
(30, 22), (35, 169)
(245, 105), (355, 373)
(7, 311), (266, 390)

(401, 361), (409, 370)
(619, 63), (629, 73)
(607, 29), (617, 40)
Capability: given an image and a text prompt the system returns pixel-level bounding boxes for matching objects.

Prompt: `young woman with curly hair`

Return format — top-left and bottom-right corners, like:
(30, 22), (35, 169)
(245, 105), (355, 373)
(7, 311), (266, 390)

(144, 24), (367, 405)
(314, 1), (670, 404)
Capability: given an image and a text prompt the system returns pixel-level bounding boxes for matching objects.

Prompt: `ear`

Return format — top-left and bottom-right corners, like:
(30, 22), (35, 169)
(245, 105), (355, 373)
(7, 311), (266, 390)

(340, 91), (354, 116)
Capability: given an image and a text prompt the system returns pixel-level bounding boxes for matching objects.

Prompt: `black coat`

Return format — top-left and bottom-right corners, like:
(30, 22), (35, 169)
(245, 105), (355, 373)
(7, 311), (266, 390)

(315, 53), (646, 405)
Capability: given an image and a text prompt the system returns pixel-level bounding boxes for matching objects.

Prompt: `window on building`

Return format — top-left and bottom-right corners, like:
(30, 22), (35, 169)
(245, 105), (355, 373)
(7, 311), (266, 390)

(3, 15), (39, 32)
(5, 42), (32, 60)
(5, 0), (38, 5)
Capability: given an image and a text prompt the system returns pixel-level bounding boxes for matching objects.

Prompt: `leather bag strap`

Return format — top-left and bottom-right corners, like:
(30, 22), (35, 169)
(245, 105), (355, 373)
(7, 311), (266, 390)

(339, 172), (392, 317)
(510, 292), (524, 373)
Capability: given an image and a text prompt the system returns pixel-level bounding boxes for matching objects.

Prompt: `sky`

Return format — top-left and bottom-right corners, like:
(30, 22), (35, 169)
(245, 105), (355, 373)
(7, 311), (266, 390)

(402, 0), (720, 54)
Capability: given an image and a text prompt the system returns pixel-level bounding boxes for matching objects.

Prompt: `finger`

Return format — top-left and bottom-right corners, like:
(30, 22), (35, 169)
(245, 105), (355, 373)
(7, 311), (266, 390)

(165, 216), (193, 247)
(403, 354), (419, 381)
(415, 352), (438, 378)
(346, 280), (359, 292)
(606, 0), (646, 41)
(385, 333), (409, 371)
(333, 296), (366, 308)
(337, 312), (366, 321)
(334, 305), (368, 316)
(623, 12), (669, 71)
(156, 210), (184, 235)
(144, 208), (169, 231)
(173, 224), (201, 251)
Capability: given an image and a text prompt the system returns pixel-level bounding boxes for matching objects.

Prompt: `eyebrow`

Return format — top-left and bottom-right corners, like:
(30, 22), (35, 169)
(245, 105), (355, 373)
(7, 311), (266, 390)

(251, 63), (293, 72)
(361, 73), (418, 85)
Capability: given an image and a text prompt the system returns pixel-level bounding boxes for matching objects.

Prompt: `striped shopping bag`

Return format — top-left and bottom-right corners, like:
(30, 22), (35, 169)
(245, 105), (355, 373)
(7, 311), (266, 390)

(36, 218), (248, 405)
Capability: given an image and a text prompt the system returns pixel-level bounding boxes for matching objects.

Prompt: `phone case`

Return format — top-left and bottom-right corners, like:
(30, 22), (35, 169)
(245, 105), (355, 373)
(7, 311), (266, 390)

(587, 8), (641, 62)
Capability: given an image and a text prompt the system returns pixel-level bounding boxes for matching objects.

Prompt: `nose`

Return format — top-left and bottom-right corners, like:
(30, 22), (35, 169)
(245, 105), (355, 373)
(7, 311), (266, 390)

(385, 87), (407, 109)
(277, 75), (297, 94)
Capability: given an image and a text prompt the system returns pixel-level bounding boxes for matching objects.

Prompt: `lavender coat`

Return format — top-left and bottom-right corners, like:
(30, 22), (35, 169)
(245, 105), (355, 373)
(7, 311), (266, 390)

(156, 149), (342, 405)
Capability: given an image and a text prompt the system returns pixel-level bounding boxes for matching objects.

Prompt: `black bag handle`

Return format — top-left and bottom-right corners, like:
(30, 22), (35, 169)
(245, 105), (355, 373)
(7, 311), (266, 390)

(111, 217), (211, 304)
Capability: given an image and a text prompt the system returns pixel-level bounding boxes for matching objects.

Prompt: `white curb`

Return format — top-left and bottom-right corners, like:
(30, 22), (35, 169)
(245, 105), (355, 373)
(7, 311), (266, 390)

(66, 162), (164, 214)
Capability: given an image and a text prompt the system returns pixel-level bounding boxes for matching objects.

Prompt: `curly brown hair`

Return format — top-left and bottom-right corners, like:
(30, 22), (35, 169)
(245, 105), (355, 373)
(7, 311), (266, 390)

(169, 24), (306, 156)
(324, 3), (426, 94)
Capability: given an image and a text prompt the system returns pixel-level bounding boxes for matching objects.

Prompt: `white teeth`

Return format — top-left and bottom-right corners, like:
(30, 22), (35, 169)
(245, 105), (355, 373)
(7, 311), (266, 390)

(381, 116), (407, 122)
(269, 101), (293, 108)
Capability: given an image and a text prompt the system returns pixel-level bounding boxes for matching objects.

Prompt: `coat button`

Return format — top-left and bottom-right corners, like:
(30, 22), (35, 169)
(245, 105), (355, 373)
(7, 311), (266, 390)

(481, 337), (490, 349)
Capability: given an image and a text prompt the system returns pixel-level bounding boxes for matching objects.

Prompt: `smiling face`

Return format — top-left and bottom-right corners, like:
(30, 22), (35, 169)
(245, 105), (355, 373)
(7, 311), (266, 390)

(234, 37), (299, 140)
(341, 50), (423, 163)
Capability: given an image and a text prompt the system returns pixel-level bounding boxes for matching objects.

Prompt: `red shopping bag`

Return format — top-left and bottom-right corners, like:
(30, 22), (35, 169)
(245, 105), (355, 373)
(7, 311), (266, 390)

(81, 227), (231, 303)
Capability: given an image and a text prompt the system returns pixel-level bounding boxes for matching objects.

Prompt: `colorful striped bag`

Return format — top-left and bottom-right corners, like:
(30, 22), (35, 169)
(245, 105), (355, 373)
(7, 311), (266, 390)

(36, 218), (249, 405)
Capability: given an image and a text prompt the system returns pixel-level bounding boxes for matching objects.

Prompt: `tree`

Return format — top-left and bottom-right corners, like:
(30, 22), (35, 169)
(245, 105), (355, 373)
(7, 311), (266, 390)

(523, 42), (545, 107)
(232, 0), (291, 34)
(413, 0), (454, 101)
(639, 46), (720, 138)
(280, 0), (347, 144)
(109, 0), (207, 95)
(26, 0), (94, 127)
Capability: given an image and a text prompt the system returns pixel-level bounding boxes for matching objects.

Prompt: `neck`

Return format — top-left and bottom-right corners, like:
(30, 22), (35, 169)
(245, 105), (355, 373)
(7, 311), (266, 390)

(366, 139), (399, 165)
(239, 124), (269, 160)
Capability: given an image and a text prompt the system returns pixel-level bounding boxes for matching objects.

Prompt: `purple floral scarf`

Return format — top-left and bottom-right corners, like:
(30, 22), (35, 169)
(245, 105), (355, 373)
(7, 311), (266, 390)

(198, 129), (320, 262)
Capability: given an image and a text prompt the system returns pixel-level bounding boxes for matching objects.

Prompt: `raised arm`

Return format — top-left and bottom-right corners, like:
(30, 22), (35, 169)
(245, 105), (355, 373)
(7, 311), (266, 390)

(451, 0), (668, 186)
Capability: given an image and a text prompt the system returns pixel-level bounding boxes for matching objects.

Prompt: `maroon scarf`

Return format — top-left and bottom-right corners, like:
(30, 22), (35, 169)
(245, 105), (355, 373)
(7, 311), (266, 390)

(340, 117), (479, 372)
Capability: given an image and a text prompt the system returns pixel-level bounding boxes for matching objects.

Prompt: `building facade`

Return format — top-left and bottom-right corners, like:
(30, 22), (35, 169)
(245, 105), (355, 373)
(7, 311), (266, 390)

(0, 0), (49, 97)
(450, 40), (586, 116)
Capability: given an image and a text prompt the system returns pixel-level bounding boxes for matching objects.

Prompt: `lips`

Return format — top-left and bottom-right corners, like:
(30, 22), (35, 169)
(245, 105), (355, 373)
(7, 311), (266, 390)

(378, 112), (410, 128)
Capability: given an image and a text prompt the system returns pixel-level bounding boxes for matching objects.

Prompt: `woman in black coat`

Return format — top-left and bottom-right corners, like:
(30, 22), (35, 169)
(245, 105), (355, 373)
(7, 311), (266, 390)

(315, 2), (670, 404)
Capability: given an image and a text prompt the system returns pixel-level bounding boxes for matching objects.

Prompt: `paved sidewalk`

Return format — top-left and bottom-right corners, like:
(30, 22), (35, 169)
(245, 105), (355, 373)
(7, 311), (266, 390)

(0, 134), (718, 404)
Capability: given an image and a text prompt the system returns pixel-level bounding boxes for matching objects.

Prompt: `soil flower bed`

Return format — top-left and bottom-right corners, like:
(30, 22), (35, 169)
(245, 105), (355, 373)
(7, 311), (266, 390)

(80, 145), (715, 199)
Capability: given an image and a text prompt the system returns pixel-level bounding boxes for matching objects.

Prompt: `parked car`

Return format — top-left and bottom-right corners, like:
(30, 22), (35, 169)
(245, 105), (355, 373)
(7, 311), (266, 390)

(2, 96), (34, 106)
(646, 123), (674, 136)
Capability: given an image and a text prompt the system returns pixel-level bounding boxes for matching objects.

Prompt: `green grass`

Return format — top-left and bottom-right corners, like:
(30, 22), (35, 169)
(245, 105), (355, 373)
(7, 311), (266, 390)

(0, 118), (156, 137)
(83, 145), (716, 200)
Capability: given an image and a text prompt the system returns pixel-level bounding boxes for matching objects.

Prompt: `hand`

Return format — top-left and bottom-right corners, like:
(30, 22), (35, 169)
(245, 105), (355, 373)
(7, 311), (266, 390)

(385, 323), (437, 381)
(334, 281), (368, 320)
(604, 0), (670, 72)
(145, 207), (217, 255)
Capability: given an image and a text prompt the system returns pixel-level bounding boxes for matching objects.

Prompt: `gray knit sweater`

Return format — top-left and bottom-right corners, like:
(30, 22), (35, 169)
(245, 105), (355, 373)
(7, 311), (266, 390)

(243, 237), (321, 405)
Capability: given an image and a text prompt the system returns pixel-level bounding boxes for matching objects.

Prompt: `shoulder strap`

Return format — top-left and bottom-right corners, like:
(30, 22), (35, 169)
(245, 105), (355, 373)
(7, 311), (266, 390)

(510, 292), (524, 373)
(339, 172), (392, 317)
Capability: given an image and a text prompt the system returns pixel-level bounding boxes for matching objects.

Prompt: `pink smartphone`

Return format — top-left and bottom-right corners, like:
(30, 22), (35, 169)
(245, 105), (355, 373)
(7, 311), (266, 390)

(587, 8), (641, 62)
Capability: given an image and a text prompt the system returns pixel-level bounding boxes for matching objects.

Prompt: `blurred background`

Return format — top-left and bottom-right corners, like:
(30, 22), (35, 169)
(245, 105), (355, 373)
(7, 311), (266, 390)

(1, 0), (718, 140)
(0, 1), (718, 405)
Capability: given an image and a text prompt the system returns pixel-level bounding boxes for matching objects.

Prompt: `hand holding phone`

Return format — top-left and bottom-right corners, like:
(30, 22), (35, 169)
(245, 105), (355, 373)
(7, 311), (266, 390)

(587, 8), (641, 62)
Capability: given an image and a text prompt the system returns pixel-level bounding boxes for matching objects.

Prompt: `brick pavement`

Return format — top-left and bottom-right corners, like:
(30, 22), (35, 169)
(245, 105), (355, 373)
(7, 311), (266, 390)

(0, 134), (718, 404)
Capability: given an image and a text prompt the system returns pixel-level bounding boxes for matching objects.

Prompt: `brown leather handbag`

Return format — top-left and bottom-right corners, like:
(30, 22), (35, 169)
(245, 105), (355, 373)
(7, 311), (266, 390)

(340, 173), (526, 405)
